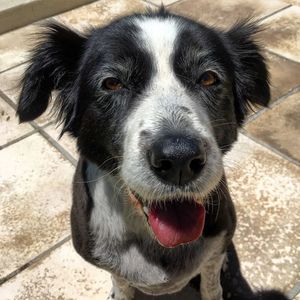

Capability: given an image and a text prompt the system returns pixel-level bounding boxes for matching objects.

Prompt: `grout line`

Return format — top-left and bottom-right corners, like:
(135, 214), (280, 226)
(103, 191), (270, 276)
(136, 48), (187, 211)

(0, 0), (99, 35)
(0, 130), (37, 150)
(245, 85), (300, 125)
(142, 0), (184, 8)
(240, 130), (300, 168)
(0, 88), (41, 132)
(0, 89), (77, 166)
(0, 235), (71, 286)
(166, 0), (185, 7)
(0, 122), (53, 150)
(0, 89), (19, 110)
(142, 0), (159, 8)
(258, 4), (291, 23)
(287, 282), (300, 300)
(269, 85), (300, 108)
(35, 126), (77, 166)
(265, 48), (300, 65)
(245, 108), (269, 125)
(0, 60), (29, 75)
(257, 4), (299, 64)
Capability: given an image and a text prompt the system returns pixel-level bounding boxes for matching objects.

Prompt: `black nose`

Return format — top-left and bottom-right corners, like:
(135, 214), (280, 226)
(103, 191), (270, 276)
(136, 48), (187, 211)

(148, 136), (206, 185)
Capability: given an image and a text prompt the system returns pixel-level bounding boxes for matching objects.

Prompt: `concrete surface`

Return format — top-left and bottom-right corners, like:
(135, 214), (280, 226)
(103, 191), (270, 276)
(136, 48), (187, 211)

(0, 0), (97, 34)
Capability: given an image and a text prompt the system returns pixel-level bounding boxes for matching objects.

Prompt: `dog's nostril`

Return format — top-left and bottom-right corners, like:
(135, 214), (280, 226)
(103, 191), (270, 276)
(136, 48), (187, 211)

(189, 158), (205, 175)
(150, 151), (173, 171)
(157, 159), (173, 172)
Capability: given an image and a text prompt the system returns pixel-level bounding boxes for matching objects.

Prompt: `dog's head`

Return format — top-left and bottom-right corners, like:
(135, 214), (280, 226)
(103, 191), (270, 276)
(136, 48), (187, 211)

(17, 9), (269, 247)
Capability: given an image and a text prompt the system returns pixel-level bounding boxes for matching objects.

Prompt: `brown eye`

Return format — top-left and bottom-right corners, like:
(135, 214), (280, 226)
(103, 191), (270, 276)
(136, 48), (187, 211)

(103, 77), (124, 91)
(199, 71), (218, 87)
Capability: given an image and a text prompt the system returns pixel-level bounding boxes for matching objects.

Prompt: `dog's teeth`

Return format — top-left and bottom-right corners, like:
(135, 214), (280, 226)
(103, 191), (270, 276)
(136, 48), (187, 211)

(143, 206), (149, 215)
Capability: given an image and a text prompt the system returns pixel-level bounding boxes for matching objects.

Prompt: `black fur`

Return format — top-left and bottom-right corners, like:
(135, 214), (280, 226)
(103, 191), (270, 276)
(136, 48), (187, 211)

(224, 20), (270, 125)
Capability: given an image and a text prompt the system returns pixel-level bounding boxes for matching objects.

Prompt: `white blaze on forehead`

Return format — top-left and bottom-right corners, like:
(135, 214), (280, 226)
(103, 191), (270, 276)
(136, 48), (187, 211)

(128, 16), (212, 136)
(135, 17), (180, 82)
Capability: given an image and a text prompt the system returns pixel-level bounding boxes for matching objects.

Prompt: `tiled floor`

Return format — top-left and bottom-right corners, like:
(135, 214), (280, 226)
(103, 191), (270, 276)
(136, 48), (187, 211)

(0, 0), (299, 299)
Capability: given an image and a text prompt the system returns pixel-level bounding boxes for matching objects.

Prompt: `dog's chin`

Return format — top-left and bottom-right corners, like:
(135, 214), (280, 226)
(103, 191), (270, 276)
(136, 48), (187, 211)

(127, 188), (207, 248)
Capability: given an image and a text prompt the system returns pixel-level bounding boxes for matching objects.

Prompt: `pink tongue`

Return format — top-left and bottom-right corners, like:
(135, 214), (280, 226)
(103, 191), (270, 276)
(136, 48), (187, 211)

(148, 201), (206, 248)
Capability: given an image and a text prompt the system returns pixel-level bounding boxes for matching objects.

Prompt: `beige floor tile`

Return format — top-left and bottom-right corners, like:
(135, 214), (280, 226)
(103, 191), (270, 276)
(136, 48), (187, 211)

(266, 52), (300, 102)
(261, 6), (300, 62)
(0, 241), (112, 300)
(0, 97), (33, 148)
(245, 91), (300, 163)
(147, 0), (180, 6)
(56, 0), (151, 31)
(0, 134), (74, 279)
(0, 64), (25, 101)
(0, 25), (35, 73)
(225, 134), (300, 292)
(0, 64), (56, 127)
(169, 0), (289, 28)
(44, 124), (79, 160)
(282, 0), (300, 6)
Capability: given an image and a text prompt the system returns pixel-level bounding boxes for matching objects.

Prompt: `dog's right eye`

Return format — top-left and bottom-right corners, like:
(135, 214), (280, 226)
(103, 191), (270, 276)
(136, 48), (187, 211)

(102, 77), (124, 91)
(198, 71), (219, 87)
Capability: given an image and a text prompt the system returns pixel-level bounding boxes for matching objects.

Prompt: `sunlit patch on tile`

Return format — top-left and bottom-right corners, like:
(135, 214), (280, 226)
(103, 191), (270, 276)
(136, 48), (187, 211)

(225, 134), (300, 292)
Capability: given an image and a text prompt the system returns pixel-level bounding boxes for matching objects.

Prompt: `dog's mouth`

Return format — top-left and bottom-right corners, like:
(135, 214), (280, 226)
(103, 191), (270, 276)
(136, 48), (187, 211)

(128, 190), (206, 248)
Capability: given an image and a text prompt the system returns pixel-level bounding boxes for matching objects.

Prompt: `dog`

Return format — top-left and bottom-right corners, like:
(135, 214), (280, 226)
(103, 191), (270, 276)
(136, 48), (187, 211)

(17, 7), (289, 300)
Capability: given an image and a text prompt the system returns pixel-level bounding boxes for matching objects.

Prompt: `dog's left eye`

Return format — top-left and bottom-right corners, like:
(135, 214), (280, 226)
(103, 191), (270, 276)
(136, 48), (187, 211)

(198, 71), (219, 87)
(102, 77), (124, 91)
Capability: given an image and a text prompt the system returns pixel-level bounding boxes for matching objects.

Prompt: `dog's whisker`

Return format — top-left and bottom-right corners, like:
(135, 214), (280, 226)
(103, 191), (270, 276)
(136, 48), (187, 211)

(76, 165), (122, 184)
(114, 181), (128, 204)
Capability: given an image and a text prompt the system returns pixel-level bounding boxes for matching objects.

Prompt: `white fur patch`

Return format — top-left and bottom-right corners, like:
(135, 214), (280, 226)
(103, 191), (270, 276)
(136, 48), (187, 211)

(136, 17), (179, 85)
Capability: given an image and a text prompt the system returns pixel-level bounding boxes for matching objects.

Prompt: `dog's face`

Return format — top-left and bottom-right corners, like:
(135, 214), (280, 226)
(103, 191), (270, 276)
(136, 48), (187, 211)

(17, 10), (269, 248)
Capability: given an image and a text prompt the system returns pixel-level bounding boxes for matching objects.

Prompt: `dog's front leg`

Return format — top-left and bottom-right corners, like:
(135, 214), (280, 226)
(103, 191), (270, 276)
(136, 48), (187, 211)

(107, 275), (135, 300)
(200, 253), (225, 300)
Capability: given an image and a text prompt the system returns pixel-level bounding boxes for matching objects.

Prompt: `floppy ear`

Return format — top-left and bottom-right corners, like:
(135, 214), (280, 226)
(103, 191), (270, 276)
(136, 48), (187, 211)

(225, 20), (270, 125)
(17, 21), (87, 135)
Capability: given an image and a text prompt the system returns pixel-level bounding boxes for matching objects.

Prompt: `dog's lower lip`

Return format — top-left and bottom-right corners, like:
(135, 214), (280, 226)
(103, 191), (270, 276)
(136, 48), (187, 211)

(143, 206), (149, 215)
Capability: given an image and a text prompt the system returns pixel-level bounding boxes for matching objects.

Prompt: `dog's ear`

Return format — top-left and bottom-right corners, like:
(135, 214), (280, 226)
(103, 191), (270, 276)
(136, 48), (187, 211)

(224, 20), (270, 125)
(17, 21), (87, 135)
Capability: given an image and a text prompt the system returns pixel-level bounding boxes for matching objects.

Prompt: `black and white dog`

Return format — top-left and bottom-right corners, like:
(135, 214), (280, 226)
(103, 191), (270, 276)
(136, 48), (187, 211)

(17, 7), (288, 300)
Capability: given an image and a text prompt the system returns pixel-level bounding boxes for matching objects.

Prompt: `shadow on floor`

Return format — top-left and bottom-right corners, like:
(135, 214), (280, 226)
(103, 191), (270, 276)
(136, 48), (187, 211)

(135, 285), (200, 300)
